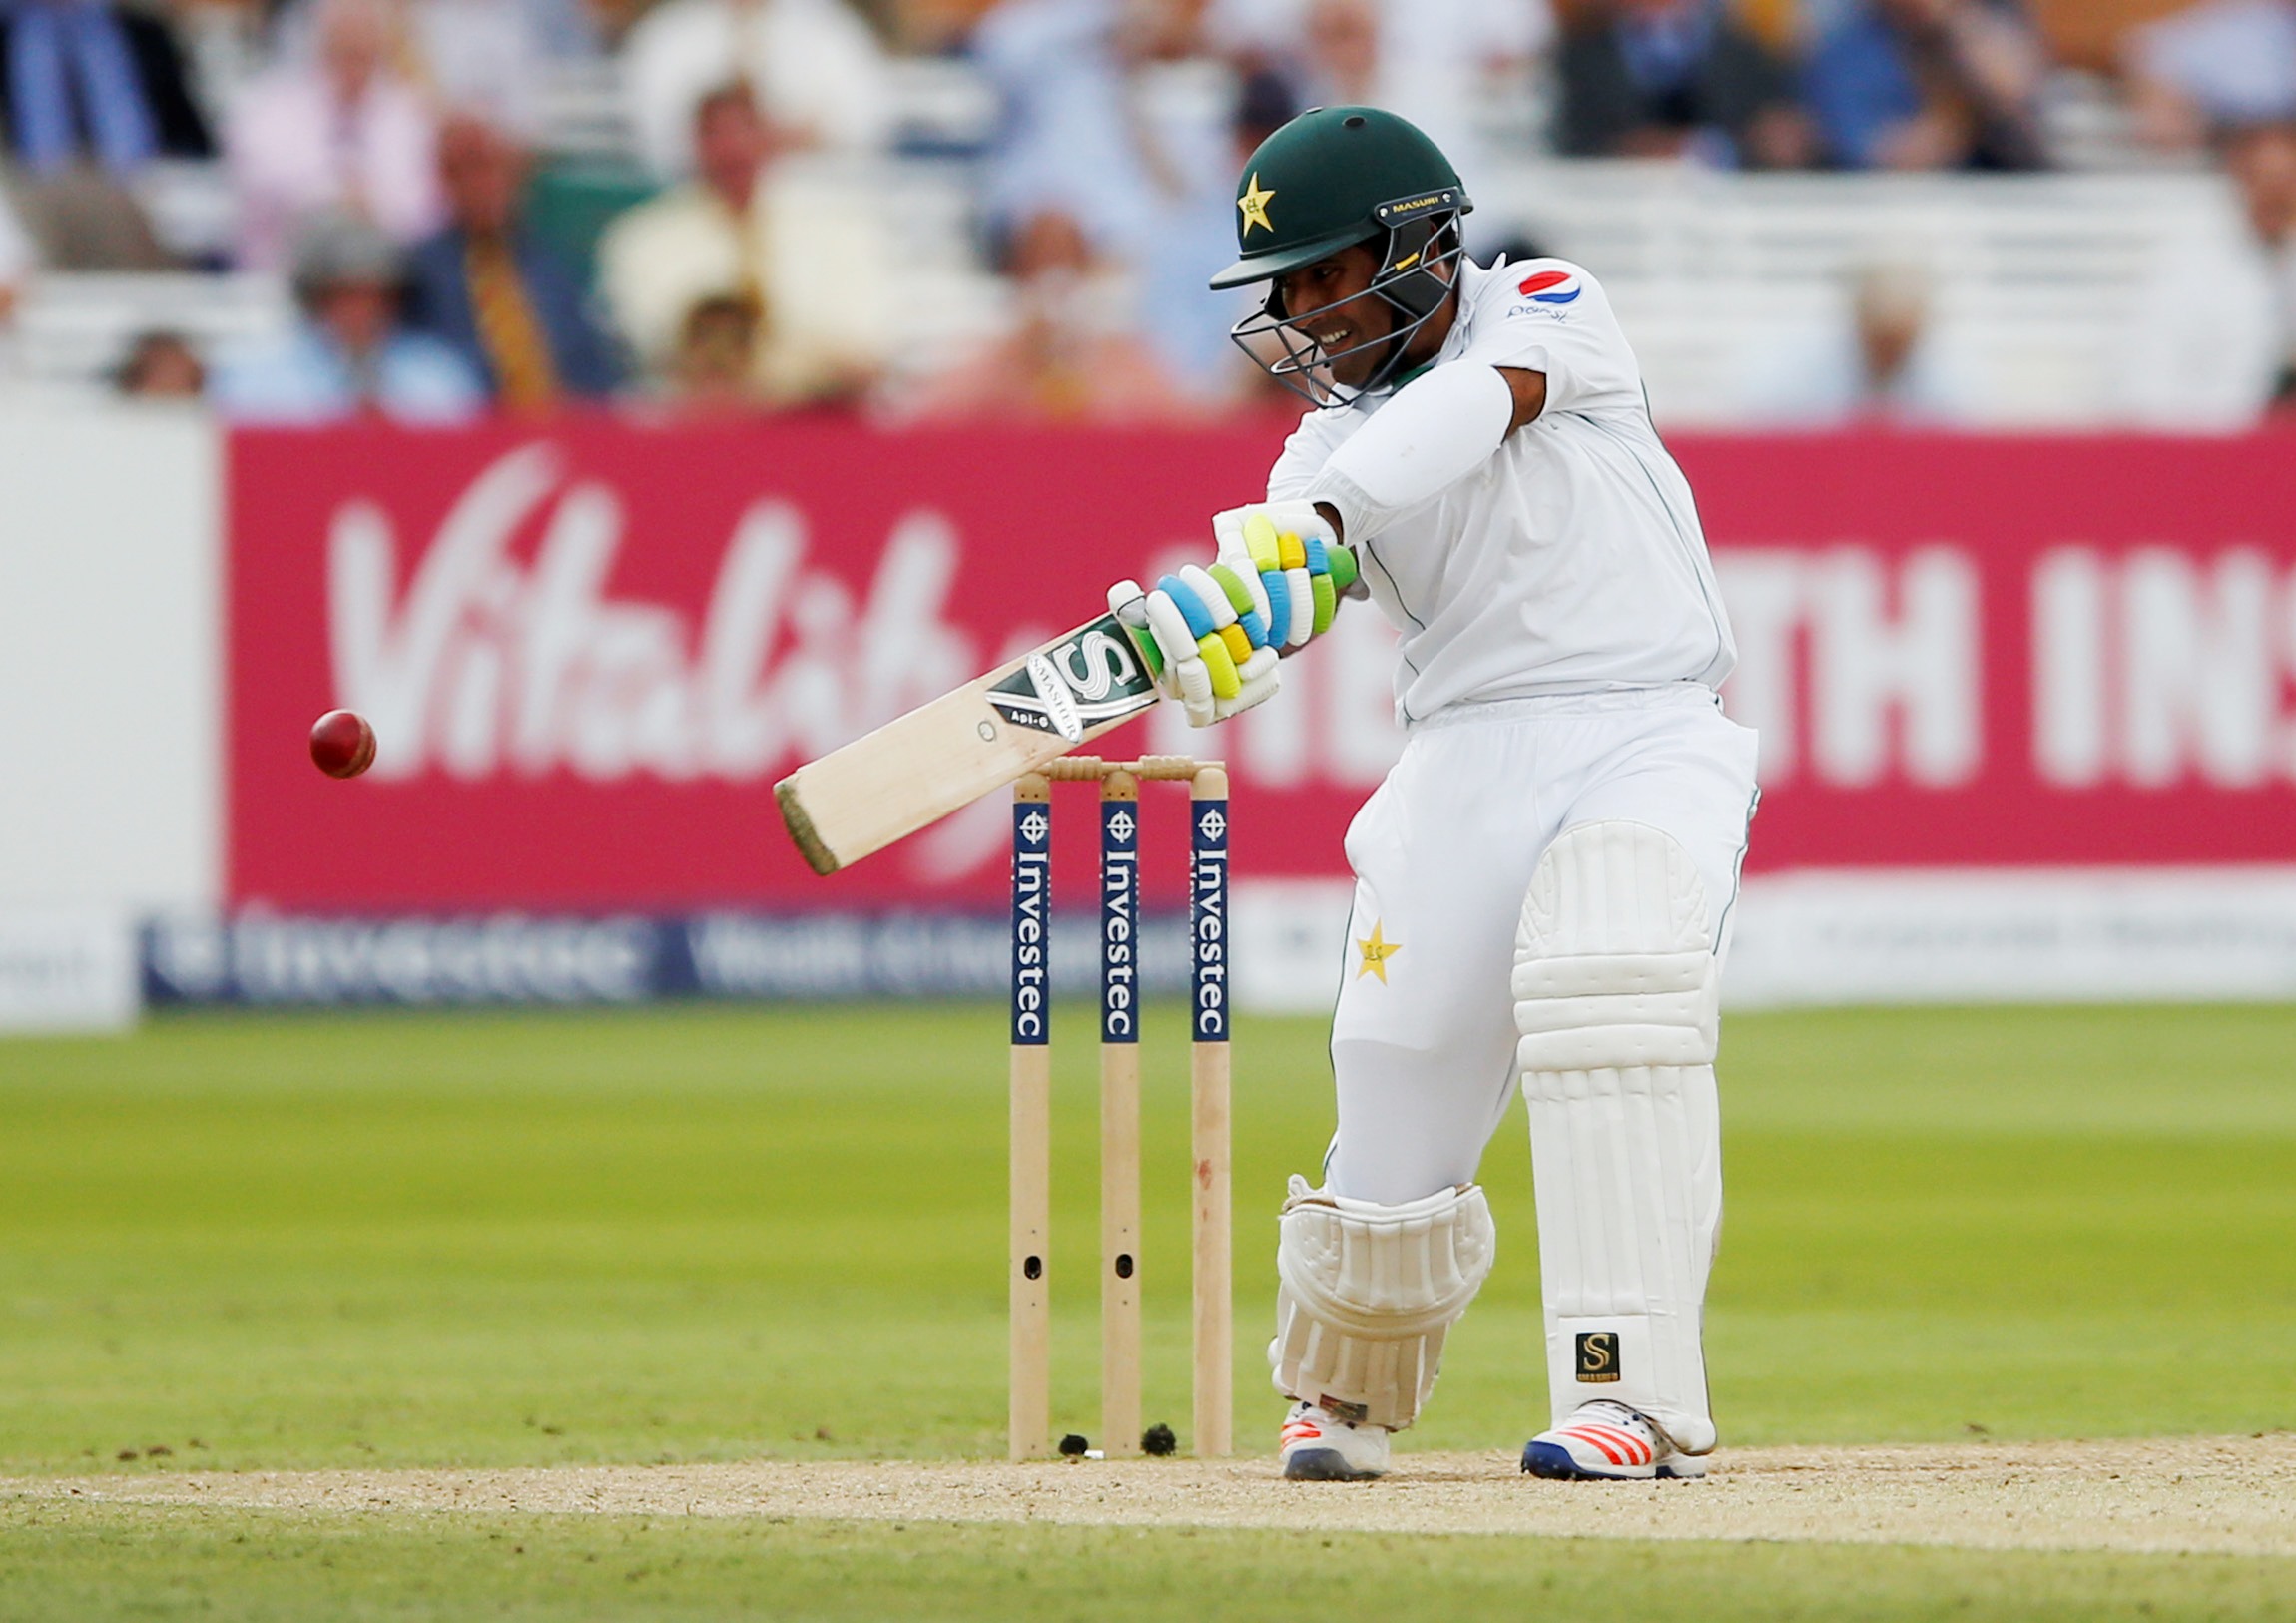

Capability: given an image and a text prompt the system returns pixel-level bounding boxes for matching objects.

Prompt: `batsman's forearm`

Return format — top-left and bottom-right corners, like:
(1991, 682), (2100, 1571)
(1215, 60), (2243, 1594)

(1304, 361), (1513, 542)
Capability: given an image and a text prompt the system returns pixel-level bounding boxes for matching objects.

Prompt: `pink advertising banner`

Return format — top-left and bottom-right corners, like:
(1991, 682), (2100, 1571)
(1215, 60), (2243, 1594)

(227, 421), (2296, 913)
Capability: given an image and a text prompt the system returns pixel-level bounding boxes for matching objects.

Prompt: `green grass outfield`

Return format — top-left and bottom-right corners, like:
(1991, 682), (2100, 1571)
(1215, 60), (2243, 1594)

(2, 1002), (2293, 1617)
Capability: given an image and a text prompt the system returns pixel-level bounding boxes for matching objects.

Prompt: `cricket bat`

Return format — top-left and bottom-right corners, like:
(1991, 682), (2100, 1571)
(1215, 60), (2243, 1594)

(775, 610), (1163, 875)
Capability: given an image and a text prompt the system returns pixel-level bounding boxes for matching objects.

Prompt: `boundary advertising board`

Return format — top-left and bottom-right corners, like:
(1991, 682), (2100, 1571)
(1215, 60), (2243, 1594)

(200, 421), (2296, 1007)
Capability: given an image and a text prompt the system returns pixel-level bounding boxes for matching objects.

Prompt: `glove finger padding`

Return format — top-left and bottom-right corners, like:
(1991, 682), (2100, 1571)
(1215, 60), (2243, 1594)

(1213, 500), (1335, 556)
(1218, 520), (1275, 633)
(1261, 565), (1293, 648)
(1197, 625), (1242, 700)
(1130, 584), (1215, 726)
(1212, 644), (1281, 721)
(1134, 496), (1350, 730)
(1140, 588), (1200, 686)
(1173, 656), (1215, 725)
(1278, 566), (1315, 647)
(1206, 562), (1268, 647)
(1173, 565), (1237, 633)
(1209, 501), (1360, 657)
(1222, 506), (1322, 628)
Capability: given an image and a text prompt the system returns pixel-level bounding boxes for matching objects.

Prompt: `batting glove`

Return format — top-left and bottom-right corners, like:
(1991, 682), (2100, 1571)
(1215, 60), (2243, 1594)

(1112, 502), (1362, 730)
(1107, 575), (1277, 728)
(1209, 501), (1359, 658)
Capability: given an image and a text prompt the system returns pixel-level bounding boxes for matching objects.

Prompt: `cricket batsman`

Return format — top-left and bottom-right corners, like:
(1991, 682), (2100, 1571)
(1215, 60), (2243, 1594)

(1112, 107), (1759, 1482)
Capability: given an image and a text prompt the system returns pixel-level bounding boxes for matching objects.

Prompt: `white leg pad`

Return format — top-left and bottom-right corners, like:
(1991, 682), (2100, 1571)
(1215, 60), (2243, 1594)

(1269, 1176), (1495, 1432)
(1515, 820), (1723, 1455)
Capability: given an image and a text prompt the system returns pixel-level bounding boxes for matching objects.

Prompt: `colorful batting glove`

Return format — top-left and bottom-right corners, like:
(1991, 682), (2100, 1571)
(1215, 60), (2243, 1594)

(1209, 501), (1361, 655)
(1108, 577), (1278, 728)
(1114, 502), (1364, 730)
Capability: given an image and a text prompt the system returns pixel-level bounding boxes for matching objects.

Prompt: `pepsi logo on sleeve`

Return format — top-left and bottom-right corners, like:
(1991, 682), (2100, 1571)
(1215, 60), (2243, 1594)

(1516, 270), (1580, 304)
(1508, 268), (1583, 323)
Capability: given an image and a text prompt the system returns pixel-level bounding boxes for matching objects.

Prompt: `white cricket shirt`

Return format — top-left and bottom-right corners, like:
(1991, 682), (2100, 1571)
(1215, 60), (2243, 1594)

(1268, 258), (1737, 725)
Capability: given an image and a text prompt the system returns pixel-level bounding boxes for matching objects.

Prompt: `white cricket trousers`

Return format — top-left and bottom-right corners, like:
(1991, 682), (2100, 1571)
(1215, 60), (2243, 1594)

(1326, 685), (1759, 1204)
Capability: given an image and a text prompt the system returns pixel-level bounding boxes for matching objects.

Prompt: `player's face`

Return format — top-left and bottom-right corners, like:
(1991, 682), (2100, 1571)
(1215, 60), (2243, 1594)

(1275, 244), (1396, 389)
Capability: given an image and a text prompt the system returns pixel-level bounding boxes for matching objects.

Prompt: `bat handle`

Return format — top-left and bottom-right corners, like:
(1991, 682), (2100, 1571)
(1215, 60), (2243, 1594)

(1106, 580), (1150, 630)
(1105, 581), (1167, 690)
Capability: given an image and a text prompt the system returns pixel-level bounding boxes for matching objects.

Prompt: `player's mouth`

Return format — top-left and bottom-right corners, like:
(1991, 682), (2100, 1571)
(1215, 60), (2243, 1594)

(1311, 323), (1354, 351)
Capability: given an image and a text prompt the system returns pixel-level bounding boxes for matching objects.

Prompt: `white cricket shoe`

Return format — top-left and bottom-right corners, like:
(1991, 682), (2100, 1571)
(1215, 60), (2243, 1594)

(1278, 1399), (1391, 1481)
(1521, 1400), (1708, 1481)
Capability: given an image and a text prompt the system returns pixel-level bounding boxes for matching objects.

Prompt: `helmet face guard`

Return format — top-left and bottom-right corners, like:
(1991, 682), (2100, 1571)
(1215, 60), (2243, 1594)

(1228, 197), (1468, 409)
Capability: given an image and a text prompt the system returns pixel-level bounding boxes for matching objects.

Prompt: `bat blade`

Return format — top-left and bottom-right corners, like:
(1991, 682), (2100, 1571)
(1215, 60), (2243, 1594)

(774, 612), (1162, 875)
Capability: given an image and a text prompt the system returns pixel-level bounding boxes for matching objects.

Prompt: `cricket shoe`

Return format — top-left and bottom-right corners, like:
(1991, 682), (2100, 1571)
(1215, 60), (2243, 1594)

(1279, 1399), (1390, 1481)
(1521, 1400), (1708, 1481)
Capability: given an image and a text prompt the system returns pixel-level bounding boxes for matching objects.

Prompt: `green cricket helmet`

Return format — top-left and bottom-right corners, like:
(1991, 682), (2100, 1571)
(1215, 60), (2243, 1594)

(1211, 106), (1472, 407)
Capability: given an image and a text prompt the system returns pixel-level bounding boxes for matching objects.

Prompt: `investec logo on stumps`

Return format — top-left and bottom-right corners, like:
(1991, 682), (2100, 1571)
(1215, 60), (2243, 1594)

(1190, 801), (1228, 1044)
(1009, 805), (1050, 1044)
(1101, 802), (1139, 1044)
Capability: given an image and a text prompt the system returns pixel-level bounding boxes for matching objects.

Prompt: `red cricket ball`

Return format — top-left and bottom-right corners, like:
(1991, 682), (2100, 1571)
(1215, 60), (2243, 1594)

(309, 709), (377, 779)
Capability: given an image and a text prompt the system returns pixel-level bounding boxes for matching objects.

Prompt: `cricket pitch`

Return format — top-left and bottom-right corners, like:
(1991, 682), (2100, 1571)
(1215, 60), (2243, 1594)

(16, 1434), (2293, 1558)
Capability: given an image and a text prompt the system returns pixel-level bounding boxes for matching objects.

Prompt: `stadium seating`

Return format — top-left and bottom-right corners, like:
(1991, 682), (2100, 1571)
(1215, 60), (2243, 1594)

(1479, 161), (2243, 426)
(16, 271), (291, 393)
(4, 55), (2255, 425)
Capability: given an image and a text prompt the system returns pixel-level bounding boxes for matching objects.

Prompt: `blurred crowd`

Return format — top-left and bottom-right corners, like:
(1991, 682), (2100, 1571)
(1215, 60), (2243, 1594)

(0, 0), (2283, 424)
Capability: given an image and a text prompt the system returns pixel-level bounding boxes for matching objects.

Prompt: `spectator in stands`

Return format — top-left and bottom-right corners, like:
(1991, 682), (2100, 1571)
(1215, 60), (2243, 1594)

(1555, 0), (1812, 168)
(0, 175), (34, 329)
(0, 0), (215, 269)
(582, 0), (651, 47)
(1803, 0), (2046, 172)
(597, 81), (885, 406)
(2237, 123), (2296, 405)
(209, 209), (484, 422)
(227, 0), (442, 270)
(908, 206), (1192, 422)
(402, 113), (621, 412)
(2121, 120), (2296, 429)
(1145, 63), (1294, 401)
(1208, 0), (1550, 187)
(1297, 0), (1376, 106)
(620, 0), (890, 180)
(409, 0), (601, 140)
(114, 327), (204, 396)
(665, 290), (762, 411)
(268, 0), (606, 143)
(973, 0), (1252, 393)
(2125, 0), (2296, 156)
(972, 0), (1167, 261)
(2223, 120), (2296, 408)
(1736, 256), (1970, 426)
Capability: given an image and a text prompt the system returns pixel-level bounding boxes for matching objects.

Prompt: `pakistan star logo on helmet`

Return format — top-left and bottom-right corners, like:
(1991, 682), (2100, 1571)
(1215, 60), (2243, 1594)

(1237, 173), (1275, 236)
(1208, 106), (1472, 409)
